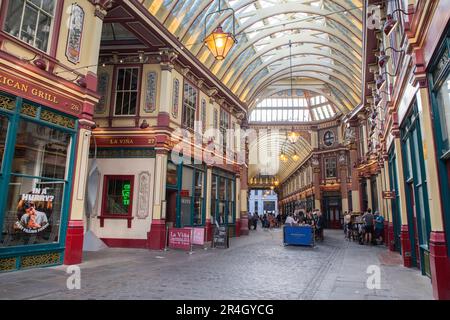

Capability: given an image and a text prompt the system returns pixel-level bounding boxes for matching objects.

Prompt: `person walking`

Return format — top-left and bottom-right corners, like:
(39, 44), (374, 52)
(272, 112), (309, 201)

(316, 210), (325, 241)
(344, 211), (352, 240)
(374, 211), (385, 244)
(362, 208), (374, 245)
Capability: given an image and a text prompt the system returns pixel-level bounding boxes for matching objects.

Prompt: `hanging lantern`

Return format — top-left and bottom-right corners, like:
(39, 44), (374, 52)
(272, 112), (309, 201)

(203, 1), (237, 60)
(287, 130), (299, 144)
(204, 26), (236, 60)
(292, 153), (300, 161)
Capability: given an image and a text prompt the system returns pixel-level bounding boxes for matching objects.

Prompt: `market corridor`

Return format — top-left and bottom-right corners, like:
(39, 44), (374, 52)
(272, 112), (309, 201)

(0, 229), (432, 300)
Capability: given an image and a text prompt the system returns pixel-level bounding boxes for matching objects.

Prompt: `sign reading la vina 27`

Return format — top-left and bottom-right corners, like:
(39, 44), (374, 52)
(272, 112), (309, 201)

(168, 228), (191, 250)
(0, 70), (82, 115)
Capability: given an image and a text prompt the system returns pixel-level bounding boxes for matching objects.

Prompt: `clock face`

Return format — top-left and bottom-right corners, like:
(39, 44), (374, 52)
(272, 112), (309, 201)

(324, 131), (335, 146)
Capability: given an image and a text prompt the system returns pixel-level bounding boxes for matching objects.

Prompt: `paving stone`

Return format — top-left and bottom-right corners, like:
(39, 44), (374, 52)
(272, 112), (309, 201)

(0, 229), (433, 300)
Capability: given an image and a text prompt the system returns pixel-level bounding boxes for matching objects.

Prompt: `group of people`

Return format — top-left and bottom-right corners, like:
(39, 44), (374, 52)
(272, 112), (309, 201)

(248, 209), (325, 241)
(343, 209), (385, 245)
(248, 212), (281, 230)
(284, 209), (325, 241)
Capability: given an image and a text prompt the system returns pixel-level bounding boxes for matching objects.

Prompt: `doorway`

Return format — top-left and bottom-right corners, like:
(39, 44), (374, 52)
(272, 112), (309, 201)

(322, 195), (342, 229)
(165, 189), (177, 228)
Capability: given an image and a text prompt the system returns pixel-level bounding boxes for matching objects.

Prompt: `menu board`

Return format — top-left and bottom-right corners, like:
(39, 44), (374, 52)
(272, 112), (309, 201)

(212, 226), (229, 249)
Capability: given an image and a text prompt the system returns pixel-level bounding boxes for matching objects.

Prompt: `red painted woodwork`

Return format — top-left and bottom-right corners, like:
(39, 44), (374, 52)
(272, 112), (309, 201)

(64, 220), (84, 265)
(157, 112), (171, 127)
(429, 231), (450, 300)
(235, 219), (241, 237)
(240, 215), (249, 236)
(205, 220), (213, 241)
(101, 238), (148, 248)
(400, 225), (412, 268)
(388, 222), (395, 251)
(147, 219), (166, 250)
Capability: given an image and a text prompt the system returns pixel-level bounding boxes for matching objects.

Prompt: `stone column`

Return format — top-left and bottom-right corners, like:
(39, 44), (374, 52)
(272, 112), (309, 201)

(64, 118), (94, 265)
(416, 85), (450, 299)
(366, 177), (373, 211)
(157, 48), (177, 127)
(383, 157), (395, 251)
(312, 155), (321, 210)
(392, 123), (411, 267)
(235, 175), (241, 237)
(205, 166), (213, 241)
(349, 143), (361, 213)
(339, 152), (349, 214)
(239, 165), (249, 236)
(148, 149), (168, 250)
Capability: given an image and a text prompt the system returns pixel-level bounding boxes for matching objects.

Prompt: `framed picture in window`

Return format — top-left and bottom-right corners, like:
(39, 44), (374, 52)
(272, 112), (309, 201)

(66, 4), (85, 64)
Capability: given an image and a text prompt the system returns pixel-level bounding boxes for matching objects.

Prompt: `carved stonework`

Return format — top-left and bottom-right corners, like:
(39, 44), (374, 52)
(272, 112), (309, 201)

(144, 72), (157, 113)
(172, 78), (179, 118)
(137, 171), (151, 219)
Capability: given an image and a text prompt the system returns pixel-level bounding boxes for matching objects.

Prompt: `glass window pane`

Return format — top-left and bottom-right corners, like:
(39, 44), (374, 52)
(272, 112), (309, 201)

(1, 176), (64, 247)
(4, 0), (25, 38)
(436, 77), (450, 150)
(105, 177), (132, 215)
(36, 11), (51, 51)
(12, 119), (71, 180)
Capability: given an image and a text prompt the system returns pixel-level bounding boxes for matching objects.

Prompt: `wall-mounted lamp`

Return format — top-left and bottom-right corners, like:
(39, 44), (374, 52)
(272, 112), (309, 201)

(76, 75), (87, 88)
(33, 57), (47, 70)
(384, 8), (415, 37)
(140, 119), (149, 129)
(378, 47), (404, 68)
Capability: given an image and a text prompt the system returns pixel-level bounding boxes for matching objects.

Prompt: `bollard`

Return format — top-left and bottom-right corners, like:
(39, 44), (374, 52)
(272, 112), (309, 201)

(164, 225), (169, 252)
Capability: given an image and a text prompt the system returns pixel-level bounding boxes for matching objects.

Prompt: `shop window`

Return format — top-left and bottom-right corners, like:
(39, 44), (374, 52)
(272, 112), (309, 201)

(1, 109), (75, 248)
(102, 175), (134, 216)
(4, 0), (55, 52)
(114, 68), (139, 116)
(0, 115), (8, 172)
(180, 166), (194, 226)
(182, 82), (197, 130)
(11, 120), (70, 180)
(435, 74), (450, 154)
(220, 109), (229, 155)
(166, 161), (178, 187)
(325, 157), (337, 178)
(193, 169), (204, 225)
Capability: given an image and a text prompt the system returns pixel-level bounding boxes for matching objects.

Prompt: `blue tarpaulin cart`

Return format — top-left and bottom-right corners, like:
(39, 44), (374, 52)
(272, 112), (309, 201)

(283, 225), (315, 247)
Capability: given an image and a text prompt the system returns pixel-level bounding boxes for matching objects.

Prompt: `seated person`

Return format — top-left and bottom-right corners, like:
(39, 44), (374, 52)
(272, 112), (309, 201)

(284, 214), (297, 225)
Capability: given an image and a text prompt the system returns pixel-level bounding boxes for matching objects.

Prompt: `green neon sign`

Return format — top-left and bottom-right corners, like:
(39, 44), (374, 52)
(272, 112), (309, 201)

(122, 183), (131, 206)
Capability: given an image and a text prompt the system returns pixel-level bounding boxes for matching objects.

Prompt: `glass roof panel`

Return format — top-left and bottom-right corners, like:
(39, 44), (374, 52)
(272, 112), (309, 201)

(144, 0), (363, 111)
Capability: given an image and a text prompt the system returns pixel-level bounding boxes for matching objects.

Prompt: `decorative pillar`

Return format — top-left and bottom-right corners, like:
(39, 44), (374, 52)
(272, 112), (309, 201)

(349, 143), (361, 213)
(205, 166), (213, 241)
(64, 118), (95, 265)
(239, 166), (249, 236)
(393, 124), (411, 267)
(157, 48), (177, 127)
(383, 157), (395, 251)
(148, 149), (168, 250)
(366, 177), (373, 210)
(339, 152), (349, 214)
(235, 175), (241, 237)
(416, 84), (450, 300)
(312, 155), (321, 210)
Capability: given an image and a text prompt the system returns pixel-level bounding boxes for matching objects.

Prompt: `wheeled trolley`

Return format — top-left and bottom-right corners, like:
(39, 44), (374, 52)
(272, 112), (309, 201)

(283, 225), (315, 247)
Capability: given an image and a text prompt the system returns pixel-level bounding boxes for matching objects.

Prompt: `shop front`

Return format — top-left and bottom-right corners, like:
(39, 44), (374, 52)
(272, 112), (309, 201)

(165, 160), (206, 229)
(211, 168), (236, 237)
(0, 91), (78, 271)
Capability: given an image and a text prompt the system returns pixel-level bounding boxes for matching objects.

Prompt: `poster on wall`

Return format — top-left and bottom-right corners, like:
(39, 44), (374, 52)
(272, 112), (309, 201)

(66, 4), (85, 64)
(15, 188), (53, 234)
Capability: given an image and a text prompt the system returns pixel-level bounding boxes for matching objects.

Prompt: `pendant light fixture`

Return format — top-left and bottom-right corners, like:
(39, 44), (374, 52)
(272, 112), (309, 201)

(287, 40), (299, 144)
(204, 0), (237, 60)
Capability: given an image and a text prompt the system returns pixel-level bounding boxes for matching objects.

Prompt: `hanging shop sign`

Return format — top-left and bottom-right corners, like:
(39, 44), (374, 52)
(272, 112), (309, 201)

(94, 135), (157, 147)
(382, 191), (396, 199)
(0, 70), (82, 115)
(66, 4), (85, 64)
(14, 188), (53, 234)
(168, 228), (191, 250)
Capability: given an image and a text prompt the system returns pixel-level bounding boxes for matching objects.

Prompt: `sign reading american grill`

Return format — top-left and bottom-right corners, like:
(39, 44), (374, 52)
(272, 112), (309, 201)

(0, 70), (83, 115)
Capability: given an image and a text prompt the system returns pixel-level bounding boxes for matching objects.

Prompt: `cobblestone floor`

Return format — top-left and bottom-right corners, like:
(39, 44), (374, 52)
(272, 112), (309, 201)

(0, 228), (433, 300)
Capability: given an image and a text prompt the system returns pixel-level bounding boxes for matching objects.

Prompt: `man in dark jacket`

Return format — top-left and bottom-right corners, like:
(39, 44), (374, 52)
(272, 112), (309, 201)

(316, 210), (325, 241)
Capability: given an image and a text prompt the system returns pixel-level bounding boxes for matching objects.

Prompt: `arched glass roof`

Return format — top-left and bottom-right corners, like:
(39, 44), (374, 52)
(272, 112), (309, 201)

(249, 90), (337, 122)
(142, 0), (363, 112)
